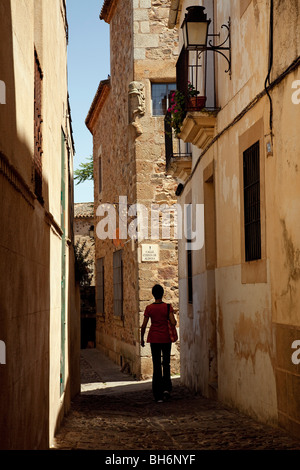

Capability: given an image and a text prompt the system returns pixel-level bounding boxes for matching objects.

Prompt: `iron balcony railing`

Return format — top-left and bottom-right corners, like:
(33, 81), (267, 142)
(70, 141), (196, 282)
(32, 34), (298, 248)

(164, 109), (192, 170)
(176, 46), (217, 112)
(165, 46), (219, 168)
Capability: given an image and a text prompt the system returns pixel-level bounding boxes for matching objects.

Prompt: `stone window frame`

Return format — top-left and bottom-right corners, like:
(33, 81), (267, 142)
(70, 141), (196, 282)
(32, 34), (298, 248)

(239, 118), (267, 284)
(243, 140), (261, 262)
(203, 160), (216, 271)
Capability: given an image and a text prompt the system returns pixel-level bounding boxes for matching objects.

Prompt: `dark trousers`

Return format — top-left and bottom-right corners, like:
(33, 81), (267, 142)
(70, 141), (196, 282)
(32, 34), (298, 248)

(150, 343), (172, 401)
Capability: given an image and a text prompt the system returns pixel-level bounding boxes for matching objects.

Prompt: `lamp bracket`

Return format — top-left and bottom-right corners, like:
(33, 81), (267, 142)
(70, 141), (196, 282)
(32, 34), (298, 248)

(208, 20), (230, 49)
(198, 18), (231, 77)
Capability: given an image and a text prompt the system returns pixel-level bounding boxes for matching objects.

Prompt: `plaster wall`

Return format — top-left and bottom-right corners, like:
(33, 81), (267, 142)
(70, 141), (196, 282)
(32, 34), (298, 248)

(0, 0), (79, 449)
(175, 0), (300, 433)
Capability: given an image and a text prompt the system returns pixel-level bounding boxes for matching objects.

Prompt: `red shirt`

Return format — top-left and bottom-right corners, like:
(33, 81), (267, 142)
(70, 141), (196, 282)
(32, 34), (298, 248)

(144, 302), (173, 343)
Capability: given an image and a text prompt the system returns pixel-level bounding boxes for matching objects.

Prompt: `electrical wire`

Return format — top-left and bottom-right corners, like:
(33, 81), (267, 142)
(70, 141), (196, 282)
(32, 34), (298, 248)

(264, 0), (274, 141)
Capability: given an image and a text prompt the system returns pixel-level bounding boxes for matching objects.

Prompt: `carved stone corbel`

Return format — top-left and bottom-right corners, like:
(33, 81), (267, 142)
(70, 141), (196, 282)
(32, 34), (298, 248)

(128, 81), (145, 136)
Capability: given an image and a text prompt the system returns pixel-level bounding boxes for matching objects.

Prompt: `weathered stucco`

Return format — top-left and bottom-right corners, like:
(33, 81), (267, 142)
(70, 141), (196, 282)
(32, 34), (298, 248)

(0, 0), (79, 449)
(171, 0), (300, 436)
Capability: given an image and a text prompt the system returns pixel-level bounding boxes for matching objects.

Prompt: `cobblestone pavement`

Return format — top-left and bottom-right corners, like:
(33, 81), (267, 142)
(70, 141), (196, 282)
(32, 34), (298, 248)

(53, 349), (300, 452)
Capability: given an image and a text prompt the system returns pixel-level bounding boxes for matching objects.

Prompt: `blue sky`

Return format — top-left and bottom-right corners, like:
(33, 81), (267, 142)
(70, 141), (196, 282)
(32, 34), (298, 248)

(66, 0), (110, 203)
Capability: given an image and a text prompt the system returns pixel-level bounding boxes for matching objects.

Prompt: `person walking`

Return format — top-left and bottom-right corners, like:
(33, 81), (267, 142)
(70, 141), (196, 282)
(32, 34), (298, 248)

(141, 284), (177, 403)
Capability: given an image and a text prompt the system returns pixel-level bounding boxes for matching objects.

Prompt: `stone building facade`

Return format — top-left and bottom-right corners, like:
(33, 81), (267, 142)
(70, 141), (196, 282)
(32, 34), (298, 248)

(86, 0), (180, 378)
(166, 0), (300, 438)
(74, 203), (96, 348)
(74, 202), (95, 285)
(0, 0), (80, 449)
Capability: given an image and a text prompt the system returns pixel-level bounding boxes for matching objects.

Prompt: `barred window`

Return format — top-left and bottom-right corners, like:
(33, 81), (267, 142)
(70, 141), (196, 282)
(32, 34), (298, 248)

(243, 141), (261, 262)
(96, 257), (104, 315)
(186, 203), (193, 304)
(113, 250), (123, 317)
(34, 50), (43, 202)
(98, 157), (102, 193)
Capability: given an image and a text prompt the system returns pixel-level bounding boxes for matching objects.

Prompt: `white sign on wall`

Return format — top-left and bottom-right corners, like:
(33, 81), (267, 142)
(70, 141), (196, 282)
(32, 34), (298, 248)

(141, 244), (159, 262)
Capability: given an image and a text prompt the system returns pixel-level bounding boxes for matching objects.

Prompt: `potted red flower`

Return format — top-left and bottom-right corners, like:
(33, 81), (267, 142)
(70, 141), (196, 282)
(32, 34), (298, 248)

(187, 81), (206, 110)
(166, 90), (186, 137)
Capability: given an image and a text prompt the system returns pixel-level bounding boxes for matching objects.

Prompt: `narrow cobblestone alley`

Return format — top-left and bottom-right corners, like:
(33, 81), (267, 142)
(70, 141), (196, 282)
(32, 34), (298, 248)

(53, 349), (300, 455)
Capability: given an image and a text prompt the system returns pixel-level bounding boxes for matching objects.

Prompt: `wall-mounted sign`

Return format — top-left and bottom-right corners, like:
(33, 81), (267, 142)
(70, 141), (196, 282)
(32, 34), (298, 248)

(141, 244), (159, 262)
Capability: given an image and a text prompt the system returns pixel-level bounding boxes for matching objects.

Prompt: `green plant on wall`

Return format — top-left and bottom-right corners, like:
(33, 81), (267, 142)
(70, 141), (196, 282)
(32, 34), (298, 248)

(166, 89), (186, 137)
(187, 81), (200, 97)
(74, 239), (93, 286)
(74, 155), (93, 184)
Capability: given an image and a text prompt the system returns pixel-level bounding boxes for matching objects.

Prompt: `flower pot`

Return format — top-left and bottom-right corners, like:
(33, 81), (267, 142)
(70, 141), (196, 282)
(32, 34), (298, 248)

(188, 96), (206, 111)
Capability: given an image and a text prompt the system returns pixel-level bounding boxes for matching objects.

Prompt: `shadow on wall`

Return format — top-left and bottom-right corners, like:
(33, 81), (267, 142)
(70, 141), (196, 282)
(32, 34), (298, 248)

(80, 286), (96, 349)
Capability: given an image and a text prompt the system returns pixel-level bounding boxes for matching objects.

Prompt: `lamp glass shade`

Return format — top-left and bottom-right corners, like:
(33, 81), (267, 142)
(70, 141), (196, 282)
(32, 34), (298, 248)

(187, 21), (209, 48)
(181, 6), (211, 50)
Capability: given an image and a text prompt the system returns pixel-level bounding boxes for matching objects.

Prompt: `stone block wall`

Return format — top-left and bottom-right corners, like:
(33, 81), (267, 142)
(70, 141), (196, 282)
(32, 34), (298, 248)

(133, 0), (180, 376)
(92, 0), (140, 376)
(133, 0), (179, 62)
(74, 203), (95, 286)
(90, 0), (181, 379)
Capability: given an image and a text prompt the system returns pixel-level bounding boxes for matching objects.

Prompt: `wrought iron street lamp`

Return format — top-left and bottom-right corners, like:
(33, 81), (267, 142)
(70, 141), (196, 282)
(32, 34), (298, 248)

(181, 6), (211, 50)
(181, 5), (231, 76)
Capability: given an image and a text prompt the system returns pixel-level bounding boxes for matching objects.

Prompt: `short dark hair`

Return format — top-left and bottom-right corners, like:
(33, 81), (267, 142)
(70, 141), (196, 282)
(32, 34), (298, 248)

(152, 284), (164, 300)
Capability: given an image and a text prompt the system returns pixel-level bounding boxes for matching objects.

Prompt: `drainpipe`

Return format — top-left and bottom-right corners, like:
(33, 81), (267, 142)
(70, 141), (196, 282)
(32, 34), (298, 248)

(168, 0), (180, 28)
(264, 0), (274, 142)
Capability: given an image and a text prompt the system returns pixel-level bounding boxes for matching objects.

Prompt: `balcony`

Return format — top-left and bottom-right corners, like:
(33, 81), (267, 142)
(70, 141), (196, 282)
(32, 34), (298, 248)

(178, 108), (218, 149)
(165, 47), (219, 170)
(165, 111), (192, 181)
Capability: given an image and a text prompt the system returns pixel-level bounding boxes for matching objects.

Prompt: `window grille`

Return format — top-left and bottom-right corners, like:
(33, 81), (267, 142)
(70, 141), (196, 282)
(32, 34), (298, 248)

(243, 141), (261, 262)
(96, 257), (105, 315)
(186, 203), (193, 304)
(113, 250), (123, 317)
(34, 51), (43, 203)
(165, 110), (192, 169)
(98, 157), (102, 193)
(187, 248), (193, 304)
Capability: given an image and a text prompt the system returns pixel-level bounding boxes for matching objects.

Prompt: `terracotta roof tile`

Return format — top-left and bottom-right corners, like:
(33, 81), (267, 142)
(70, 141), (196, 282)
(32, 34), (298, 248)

(85, 78), (111, 132)
(100, 0), (118, 23)
(74, 203), (94, 218)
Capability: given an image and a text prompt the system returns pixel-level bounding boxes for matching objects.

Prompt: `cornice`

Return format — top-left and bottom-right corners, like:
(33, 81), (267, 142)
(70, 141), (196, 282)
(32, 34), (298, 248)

(168, 0), (183, 28)
(85, 78), (111, 133)
(100, 0), (119, 24)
